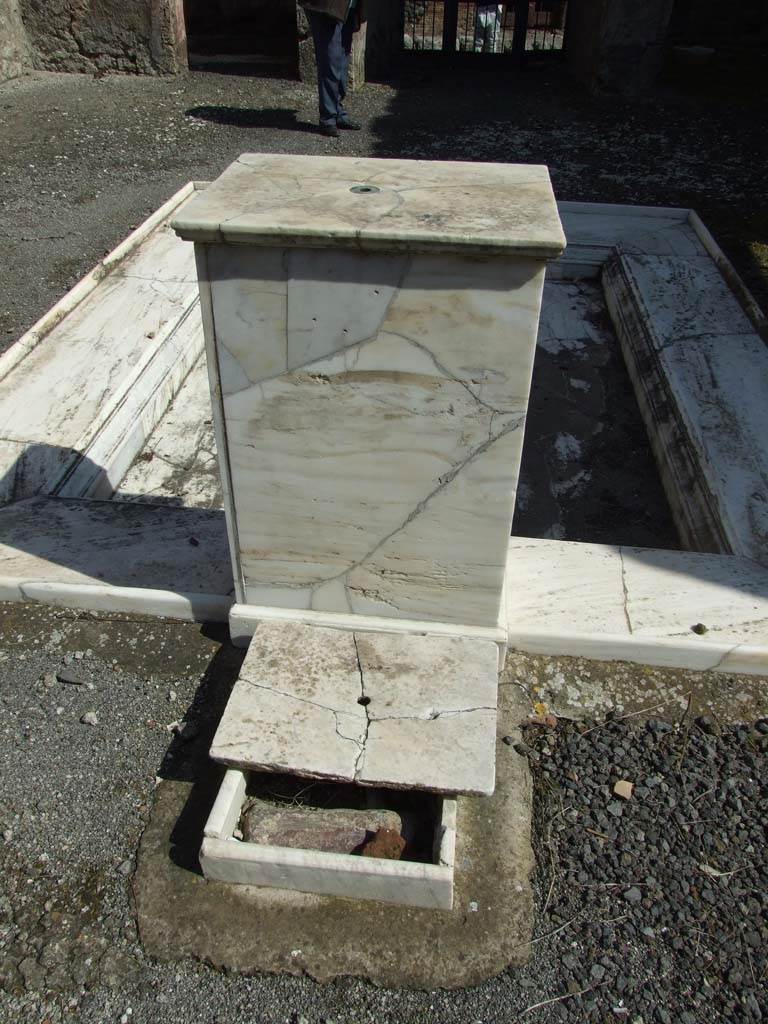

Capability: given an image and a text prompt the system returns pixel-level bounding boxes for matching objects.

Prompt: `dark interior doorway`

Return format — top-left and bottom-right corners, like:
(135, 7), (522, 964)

(183, 0), (298, 70)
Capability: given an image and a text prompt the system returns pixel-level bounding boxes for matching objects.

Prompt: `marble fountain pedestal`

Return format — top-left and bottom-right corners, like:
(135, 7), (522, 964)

(172, 154), (565, 907)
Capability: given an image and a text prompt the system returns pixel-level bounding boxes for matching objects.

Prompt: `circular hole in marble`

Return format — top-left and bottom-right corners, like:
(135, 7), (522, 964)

(357, 696), (371, 707)
(350, 185), (380, 195)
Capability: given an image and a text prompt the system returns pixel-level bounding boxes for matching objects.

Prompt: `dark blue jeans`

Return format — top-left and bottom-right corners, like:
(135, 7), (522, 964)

(306, 10), (355, 127)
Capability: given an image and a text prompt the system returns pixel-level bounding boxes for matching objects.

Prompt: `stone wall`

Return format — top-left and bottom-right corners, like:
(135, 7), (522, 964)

(18, 0), (187, 75)
(0, 0), (32, 81)
(567, 0), (675, 95)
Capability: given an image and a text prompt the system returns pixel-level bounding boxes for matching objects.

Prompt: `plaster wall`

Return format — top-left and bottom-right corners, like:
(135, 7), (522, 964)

(0, 0), (32, 81)
(19, 0), (187, 75)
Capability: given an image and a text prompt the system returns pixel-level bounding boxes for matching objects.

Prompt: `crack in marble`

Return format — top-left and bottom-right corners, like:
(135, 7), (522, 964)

(326, 413), (524, 598)
(381, 330), (517, 416)
(238, 675), (364, 745)
(370, 706), (495, 723)
(618, 547), (634, 635)
(352, 633), (370, 778)
(239, 412), (525, 601)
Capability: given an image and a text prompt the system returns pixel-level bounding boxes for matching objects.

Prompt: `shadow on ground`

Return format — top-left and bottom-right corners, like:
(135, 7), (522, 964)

(186, 104), (318, 133)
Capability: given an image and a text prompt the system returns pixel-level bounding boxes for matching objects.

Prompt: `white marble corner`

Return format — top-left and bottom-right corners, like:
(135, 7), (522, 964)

(504, 537), (768, 675)
(210, 621), (499, 796)
(200, 766), (456, 910)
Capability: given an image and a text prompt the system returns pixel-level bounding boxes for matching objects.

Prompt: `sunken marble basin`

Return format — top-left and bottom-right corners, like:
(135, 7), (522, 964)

(173, 154), (565, 629)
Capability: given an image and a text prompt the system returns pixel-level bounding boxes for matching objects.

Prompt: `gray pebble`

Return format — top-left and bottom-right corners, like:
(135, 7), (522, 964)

(80, 711), (98, 726)
(57, 667), (84, 685)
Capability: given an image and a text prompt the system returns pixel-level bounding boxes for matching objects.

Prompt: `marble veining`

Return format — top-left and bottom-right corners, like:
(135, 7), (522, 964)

(204, 241), (548, 627)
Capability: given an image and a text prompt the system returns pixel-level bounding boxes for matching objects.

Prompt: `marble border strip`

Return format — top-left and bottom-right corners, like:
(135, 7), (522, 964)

(199, 768), (457, 911)
(505, 627), (767, 675)
(504, 539), (768, 676)
(0, 578), (232, 623)
(51, 301), (203, 499)
(0, 182), (207, 387)
(228, 602), (508, 670)
(603, 248), (768, 564)
(687, 210), (768, 339)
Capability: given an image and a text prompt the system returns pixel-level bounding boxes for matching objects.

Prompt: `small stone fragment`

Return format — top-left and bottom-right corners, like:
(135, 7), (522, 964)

(242, 801), (402, 855)
(691, 622), (708, 634)
(57, 668), (84, 685)
(42, 672), (57, 687)
(695, 715), (720, 736)
(624, 886), (642, 904)
(502, 735), (514, 746)
(80, 711), (98, 726)
(117, 859), (133, 876)
(614, 780), (634, 800)
(361, 828), (406, 860)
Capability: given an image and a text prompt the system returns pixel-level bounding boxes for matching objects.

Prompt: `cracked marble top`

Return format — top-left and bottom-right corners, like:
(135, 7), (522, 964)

(172, 154), (565, 258)
(209, 621), (499, 796)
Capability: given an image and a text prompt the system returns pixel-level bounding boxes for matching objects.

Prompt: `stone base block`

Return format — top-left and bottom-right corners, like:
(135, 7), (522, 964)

(134, 684), (533, 988)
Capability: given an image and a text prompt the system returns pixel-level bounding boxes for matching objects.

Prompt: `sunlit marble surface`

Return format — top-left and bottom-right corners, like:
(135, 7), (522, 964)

(172, 153), (565, 257)
(176, 155), (563, 628)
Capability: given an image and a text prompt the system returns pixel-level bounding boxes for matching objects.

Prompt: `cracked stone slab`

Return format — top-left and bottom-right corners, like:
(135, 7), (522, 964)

(209, 621), (499, 796)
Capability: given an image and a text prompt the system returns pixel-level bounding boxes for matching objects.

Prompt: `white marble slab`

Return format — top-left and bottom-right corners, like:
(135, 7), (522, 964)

(173, 154), (566, 258)
(200, 768), (457, 910)
(205, 243), (548, 628)
(210, 621), (498, 795)
(505, 538), (768, 673)
(0, 496), (233, 621)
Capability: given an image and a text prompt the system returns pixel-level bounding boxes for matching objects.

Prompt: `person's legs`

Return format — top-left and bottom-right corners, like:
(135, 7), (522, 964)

(336, 14), (355, 123)
(307, 10), (344, 128)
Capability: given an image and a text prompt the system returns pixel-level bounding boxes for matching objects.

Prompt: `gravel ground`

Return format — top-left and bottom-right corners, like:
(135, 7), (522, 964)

(1, 64), (767, 354)
(1, 602), (766, 1023)
(524, 713), (768, 1023)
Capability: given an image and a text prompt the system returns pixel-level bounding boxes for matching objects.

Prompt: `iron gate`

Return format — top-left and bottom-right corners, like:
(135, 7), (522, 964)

(403, 1), (569, 62)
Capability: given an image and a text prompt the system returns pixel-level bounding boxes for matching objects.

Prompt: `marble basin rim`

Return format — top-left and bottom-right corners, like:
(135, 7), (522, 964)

(200, 767), (458, 911)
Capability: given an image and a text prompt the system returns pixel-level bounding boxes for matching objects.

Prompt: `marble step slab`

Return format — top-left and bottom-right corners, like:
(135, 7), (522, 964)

(0, 496), (232, 622)
(209, 621), (499, 796)
(0, 183), (203, 506)
(604, 250), (768, 567)
(201, 768), (457, 910)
